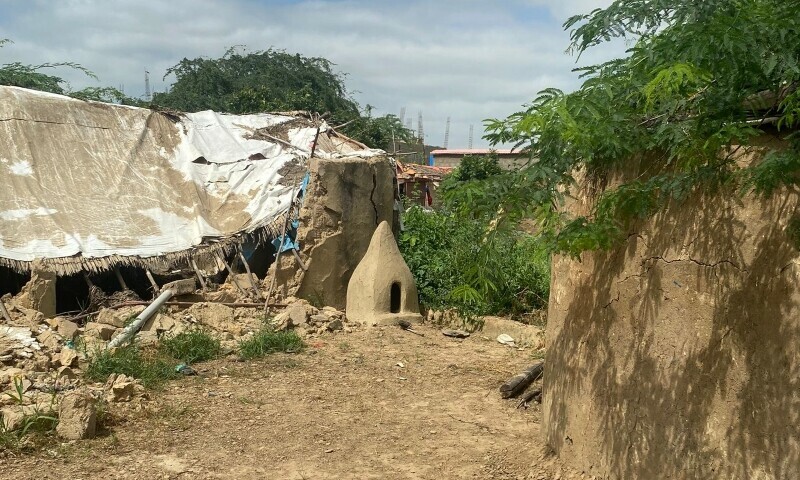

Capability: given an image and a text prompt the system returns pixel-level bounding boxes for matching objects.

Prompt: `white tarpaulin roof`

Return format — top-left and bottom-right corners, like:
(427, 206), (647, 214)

(0, 86), (380, 274)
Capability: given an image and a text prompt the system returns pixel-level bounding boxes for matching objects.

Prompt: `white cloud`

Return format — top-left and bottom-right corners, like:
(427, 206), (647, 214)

(0, 0), (625, 148)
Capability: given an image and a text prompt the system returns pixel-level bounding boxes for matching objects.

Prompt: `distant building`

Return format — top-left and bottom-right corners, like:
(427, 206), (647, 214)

(429, 149), (529, 169)
(395, 161), (453, 207)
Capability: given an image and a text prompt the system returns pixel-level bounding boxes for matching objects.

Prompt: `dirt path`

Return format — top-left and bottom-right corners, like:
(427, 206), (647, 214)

(0, 323), (571, 479)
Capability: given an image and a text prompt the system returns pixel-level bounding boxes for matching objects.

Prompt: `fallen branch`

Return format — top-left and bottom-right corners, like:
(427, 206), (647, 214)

(516, 387), (542, 409)
(499, 361), (544, 399)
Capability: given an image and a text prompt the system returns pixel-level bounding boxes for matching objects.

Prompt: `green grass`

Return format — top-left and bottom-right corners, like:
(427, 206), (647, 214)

(238, 327), (304, 360)
(85, 344), (178, 388)
(0, 403), (58, 452)
(160, 329), (221, 364)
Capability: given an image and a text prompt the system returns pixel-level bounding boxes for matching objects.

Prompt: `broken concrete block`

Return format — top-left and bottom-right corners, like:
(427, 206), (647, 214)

(285, 304), (309, 327)
(272, 311), (293, 331)
(84, 322), (116, 341)
(53, 317), (80, 341)
(1, 406), (24, 431)
(186, 303), (240, 335)
(105, 374), (142, 403)
(346, 221), (423, 326)
(36, 329), (62, 350)
(326, 319), (344, 332)
(96, 306), (145, 328)
(57, 390), (96, 440)
(16, 264), (57, 319)
(59, 348), (80, 368)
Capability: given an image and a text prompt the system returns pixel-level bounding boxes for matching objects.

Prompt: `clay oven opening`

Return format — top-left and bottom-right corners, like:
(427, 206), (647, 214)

(390, 282), (401, 313)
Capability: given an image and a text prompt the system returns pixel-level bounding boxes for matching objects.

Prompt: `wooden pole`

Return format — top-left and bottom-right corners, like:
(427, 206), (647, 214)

(264, 186), (297, 314)
(0, 299), (12, 323)
(82, 273), (94, 289)
(215, 251), (248, 298)
(190, 258), (207, 292)
(291, 249), (308, 271)
(237, 247), (262, 299)
(113, 267), (128, 290)
(144, 269), (159, 297)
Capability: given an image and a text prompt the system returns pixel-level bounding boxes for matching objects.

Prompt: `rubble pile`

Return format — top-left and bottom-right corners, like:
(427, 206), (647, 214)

(0, 285), (352, 441)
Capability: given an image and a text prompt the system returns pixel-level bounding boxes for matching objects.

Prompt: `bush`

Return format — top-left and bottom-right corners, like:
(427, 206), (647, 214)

(160, 329), (221, 364)
(86, 344), (178, 388)
(399, 205), (550, 322)
(239, 326), (304, 360)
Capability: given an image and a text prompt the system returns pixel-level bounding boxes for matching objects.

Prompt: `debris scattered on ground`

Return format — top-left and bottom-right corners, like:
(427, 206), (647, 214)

(496, 334), (515, 347)
(397, 319), (424, 336)
(441, 328), (470, 339)
(0, 284), (353, 443)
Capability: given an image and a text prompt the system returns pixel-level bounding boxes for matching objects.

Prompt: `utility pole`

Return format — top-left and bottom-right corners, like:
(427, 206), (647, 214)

(417, 112), (425, 165)
(468, 124), (474, 149)
(443, 117), (451, 149)
(399, 107), (406, 126)
(144, 69), (152, 102)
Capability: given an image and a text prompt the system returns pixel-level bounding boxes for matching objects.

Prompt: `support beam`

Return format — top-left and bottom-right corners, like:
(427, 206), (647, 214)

(144, 269), (159, 297)
(237, 248), (262, 299)
(190, 258), (207, 292)
(215, 251), (248, 298)
(113, 267), (128, 291)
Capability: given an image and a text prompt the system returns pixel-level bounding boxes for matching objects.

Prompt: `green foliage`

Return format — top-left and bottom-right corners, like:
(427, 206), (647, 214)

(154, 47), (358, 121)
(85, 344), (178, 388)
(0, 38), (96, 95)
(152, 47), (413, 148)
(160, 329), (221, 364)
(449, 154), (503, 182)
(69, 86), (144, 106)
(238, 324), (305, 359)
(483, 0), (800, 257)
(399, 204), (550, 324)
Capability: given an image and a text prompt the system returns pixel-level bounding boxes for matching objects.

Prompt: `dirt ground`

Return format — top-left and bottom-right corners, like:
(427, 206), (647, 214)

(0, 322), (586, 480)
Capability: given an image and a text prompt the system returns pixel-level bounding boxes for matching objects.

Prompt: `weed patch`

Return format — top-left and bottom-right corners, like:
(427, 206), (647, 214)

(160, 329), (221, 364)
(239, 327), (304, 359)
(85, 344), (178, 388)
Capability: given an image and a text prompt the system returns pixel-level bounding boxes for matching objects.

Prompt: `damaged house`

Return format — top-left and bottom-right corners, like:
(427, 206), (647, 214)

(0, 85), (397, 320)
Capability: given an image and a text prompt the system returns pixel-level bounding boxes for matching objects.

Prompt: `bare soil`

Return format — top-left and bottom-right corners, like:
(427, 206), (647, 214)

(0, 323), (584, 479)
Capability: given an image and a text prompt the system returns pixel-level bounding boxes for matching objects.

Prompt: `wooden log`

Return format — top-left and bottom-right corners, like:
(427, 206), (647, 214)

(499, 361), (544, 399)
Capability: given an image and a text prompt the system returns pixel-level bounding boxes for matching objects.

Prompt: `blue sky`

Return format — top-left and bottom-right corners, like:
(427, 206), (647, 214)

(0, 0), (619, 148)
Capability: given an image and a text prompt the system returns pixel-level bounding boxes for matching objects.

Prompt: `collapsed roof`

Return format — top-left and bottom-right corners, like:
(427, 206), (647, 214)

(0, 86), (382, 275)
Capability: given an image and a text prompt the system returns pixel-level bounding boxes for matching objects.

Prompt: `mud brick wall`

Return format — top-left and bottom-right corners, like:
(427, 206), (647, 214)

(545, 143), (800, 478)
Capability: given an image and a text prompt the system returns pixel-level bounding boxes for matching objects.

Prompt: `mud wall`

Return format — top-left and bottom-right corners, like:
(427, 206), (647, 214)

(270, 156), (395, 310)
(545, 148), (800, 478)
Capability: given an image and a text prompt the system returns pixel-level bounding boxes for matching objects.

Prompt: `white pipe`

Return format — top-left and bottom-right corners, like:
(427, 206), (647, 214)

(107, 289), (173, 349)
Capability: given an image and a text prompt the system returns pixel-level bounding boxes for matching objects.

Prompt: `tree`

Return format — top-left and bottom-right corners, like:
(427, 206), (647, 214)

(483, 0), (800, 257)
(153, 47), (412, 148)
(0, 39), (96, 94)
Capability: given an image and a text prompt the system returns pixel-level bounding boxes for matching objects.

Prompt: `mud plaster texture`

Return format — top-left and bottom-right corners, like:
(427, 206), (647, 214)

(545, 140), (800, 479)
(346, 221), (422, 326)
(270, 156), (395, 310)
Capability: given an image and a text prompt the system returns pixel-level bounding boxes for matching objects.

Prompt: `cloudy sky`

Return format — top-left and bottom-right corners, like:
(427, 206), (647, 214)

(0, 0), (621, 148)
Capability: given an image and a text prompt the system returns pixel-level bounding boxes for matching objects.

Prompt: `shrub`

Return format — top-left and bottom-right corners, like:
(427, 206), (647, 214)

(239, 326), (304, 360)
(160, 329), (221, 364)
(399, 205), (550, 322)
